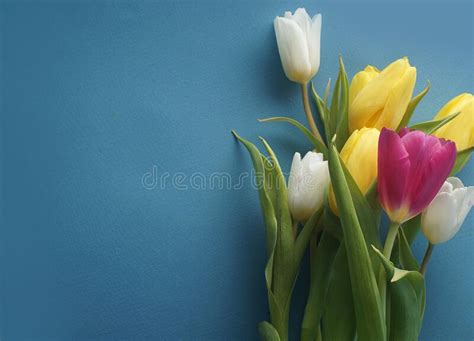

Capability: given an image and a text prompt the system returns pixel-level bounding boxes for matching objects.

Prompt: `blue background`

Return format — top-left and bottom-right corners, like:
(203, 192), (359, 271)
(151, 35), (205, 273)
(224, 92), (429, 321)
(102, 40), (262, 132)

(1, 0), (473, 340)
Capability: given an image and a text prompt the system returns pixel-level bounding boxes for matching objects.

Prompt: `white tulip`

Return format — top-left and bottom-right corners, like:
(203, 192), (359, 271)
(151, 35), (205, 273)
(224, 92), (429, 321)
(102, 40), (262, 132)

(421, 177), (474, 244)
(288, 151), (330, 222)
(274, 8), (322, 84)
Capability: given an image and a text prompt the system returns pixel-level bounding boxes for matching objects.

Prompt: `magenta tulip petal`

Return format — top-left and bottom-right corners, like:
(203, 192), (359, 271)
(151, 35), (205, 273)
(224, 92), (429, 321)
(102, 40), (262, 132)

(408, 140), (456, 216)
(377, 128), (457, 223)
(377, 128), (411, 219)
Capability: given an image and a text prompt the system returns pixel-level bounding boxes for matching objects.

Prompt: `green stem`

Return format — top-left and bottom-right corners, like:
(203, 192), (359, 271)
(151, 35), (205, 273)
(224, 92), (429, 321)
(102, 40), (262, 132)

(420, 243), (434, 275)
(379, 221), (400, 322)
(383, 221), (400, 258)
(301, 83), (323, 143)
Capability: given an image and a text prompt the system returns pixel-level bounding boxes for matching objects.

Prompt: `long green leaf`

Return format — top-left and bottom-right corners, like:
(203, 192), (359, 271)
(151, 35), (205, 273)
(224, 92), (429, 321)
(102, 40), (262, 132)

(397, 81), (431, 131)
(409, 112), (460, 134)
(233, 131), (285, 338)
(301, 231), (340, 341)
(328, 142), (386, 340)
(232, 131), (277, 256)
(335, 56), (350, 150)
(329, 70), (342, 138)
(258, 138), (295, 316)
(295, 206), (323, 264)
(322, 203), (343, 241)
(258, 117), (328, 158)
(339, 162), (384, 295)
(311, 81), (331, 143)
(372, 246), (425, 341)
(341, 162), (381, 249)
(322, 242), (356, 341)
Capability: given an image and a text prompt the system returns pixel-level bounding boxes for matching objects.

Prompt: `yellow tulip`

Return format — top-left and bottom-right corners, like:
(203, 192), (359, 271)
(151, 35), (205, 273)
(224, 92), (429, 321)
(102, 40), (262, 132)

(433, 93), (474, 151)
(349, 58), (417, 132)
(329, 127), (380, 214)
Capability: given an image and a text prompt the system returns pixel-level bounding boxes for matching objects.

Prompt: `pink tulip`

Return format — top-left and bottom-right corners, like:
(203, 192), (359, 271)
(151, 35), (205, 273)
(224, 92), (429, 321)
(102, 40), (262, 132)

(378, 128), (457, 223)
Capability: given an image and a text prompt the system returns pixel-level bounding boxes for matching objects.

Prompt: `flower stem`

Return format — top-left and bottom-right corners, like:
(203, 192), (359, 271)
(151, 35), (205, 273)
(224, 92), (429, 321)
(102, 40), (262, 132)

(383, 221), (400, 258)
(420, 243), (434, 275)
(378, 221), (400, 320)
(301, 83), (323, 143)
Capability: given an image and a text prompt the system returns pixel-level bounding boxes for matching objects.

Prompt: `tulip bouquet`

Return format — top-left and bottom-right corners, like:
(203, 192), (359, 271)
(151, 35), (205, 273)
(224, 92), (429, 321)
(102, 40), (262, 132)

(232, 7), (474, 341)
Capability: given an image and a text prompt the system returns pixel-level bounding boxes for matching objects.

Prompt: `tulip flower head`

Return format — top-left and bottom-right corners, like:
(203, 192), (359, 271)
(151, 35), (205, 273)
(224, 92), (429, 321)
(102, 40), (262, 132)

(378, 128), (457, 223)
(329, 127), (380, 214)
(288, 151), (330, 222)
(421, 177), (474, 244)
(433, 93), (474, 151)
(349, 58), (417, 132)
(274, 8), (321, 84)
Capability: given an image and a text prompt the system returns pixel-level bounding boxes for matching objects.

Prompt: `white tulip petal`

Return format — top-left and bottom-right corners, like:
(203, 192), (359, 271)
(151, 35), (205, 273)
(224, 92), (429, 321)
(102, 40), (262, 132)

(446, 176), (465, 190)
(422, 178), (474, 245)
(438, 181), (454, 194)
(274, 10), (315, 83)
(308, 13), (321, 76)
(292, 8), (312, 33)
(287, 151), (330, 222)
(456, 187), (474, 225)
(422, 192), (459, 244)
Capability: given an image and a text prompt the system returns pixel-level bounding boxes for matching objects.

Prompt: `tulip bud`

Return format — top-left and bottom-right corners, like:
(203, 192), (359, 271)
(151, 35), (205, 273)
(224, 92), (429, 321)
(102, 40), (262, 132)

(378, 128), (457, 223)
(433, 93), (474, 151)
(288, 151), (330, 222)
(274, 8), (321, 84)
(329, 128), (380, 214)
(349, 58), (417, 132)
(421, 177), (474, 244)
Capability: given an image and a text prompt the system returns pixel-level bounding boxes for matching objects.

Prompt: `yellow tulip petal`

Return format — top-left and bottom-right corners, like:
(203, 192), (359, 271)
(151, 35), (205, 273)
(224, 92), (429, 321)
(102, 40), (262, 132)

(349, 58), (412, 132)
(329, 128), (380, 215)
(434, 94), (474, 150)
(374, 66), (416, 130)
(349, 66), (380, 106)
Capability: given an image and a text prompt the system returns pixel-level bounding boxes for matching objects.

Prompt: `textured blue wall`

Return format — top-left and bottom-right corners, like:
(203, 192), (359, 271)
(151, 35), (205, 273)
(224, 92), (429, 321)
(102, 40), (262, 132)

(1, 1), (472, 340)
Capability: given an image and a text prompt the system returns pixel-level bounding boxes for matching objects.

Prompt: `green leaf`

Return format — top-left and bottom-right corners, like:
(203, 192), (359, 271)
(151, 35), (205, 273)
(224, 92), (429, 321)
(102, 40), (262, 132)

(258, 321), (281, 341)
(451, 146), (474, 175)
(341, 162), (381, 249)
(409, 111), (460, 134)
(372, 246), (425, 340)
(232, 131), (277, 257)
(301, 231), (340, 341)
(311, 80), (330, 142)
(340, 162), (384, 294)
(327, 142), (386, 341)
(295, 206), (323, 265)
(334, 56), (350, 150)
(389, 276), (425, 341)
(322, 203), (343, 241)
(397, 228), (419, 271)
(322, 242), (356, 341)
(397, 81), (431, 131)
(258, 138), (295, 308)
(365, 180), (380, 211)
(402, 215), (421, 245)
(233, 131), (286, 338)
(258, 117), (328, 158)
(328, 69), (341, 139)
